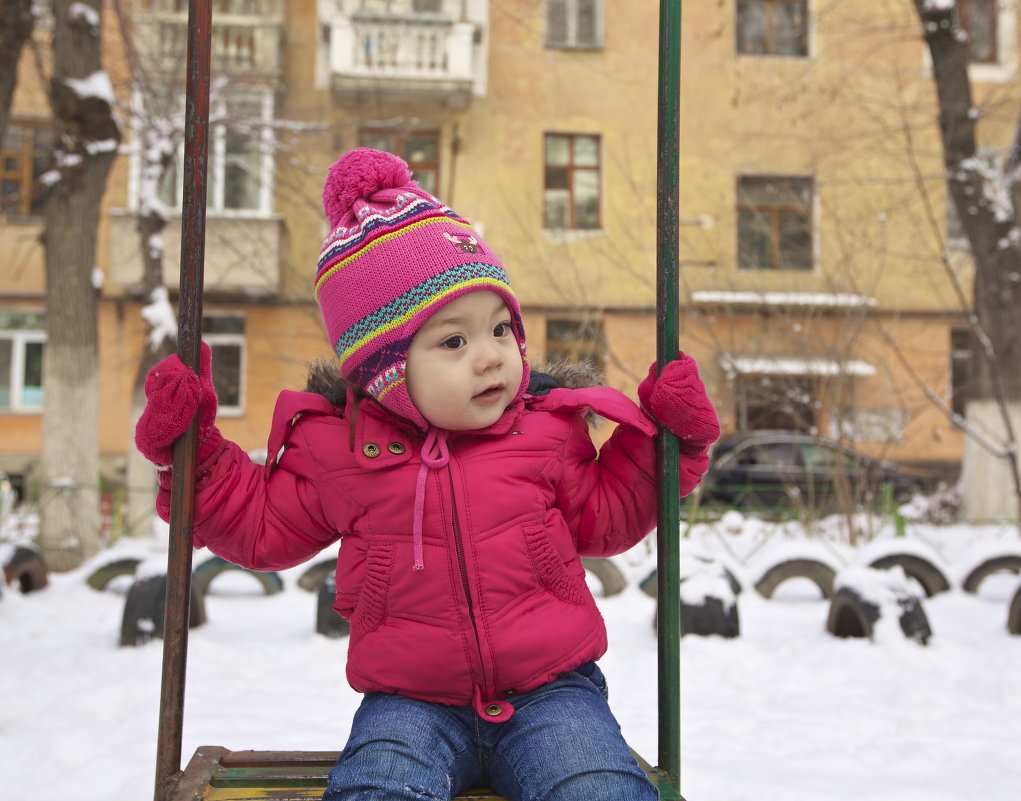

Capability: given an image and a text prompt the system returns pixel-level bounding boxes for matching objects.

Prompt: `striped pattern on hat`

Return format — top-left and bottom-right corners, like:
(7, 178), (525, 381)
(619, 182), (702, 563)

(316, 148), (528, 429)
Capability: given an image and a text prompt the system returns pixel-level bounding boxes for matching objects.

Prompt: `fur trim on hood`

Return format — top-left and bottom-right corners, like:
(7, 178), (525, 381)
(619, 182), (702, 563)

(304, 357), (606, 423)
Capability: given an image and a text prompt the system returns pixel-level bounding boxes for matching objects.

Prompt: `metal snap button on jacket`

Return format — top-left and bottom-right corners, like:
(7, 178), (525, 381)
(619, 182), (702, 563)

(484, 703), (503, 717)
(362, 442), (380, 458)
(387, 442), (405, 455)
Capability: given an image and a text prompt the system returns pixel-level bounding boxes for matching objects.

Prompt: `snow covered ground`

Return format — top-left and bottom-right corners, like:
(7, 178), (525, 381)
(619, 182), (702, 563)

(2, 512), (1020, 801)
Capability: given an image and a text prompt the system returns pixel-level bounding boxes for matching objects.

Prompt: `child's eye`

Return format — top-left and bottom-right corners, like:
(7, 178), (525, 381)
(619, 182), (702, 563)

(442, 335), (466, 350)
(493, 322), (512, 337)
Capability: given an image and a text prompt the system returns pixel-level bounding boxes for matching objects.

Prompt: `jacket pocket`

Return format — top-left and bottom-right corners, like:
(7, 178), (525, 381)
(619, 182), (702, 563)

(523, 523), (587, 606)
(348, 542), (394, 641)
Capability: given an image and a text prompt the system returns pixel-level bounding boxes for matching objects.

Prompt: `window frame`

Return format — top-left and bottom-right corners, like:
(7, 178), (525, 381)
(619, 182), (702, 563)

(543, 132), (602, 231)
(133, 87), (276, 217)
(950, 326), (973, 423)
(545, 0), (604, 51)
(202, 312), (246, 416)
(736, 175), (815, 271)
(357, 128), (441, 197)
(0, 314), (46, 414)
(1, 118), (53, 220)
(959, 0), (998, 65)
(735, 0), (809, 58)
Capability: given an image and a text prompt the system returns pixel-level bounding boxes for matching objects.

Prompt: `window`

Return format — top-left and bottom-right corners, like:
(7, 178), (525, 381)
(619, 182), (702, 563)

(737, 176), (813, 270)
(544, 133), (600, 230)
(0, 311), (45, 412)
(153, 89), (274, 215)
(545, 317), (605, 369)
(950, 327), (973, 421)
(736, 0), (808, 56)
(735, 374), (817, 431)
(960, 0), (998, 64)
(1, 120), (53, 218)
(546, 0), (602, 49)
(203, 313), (245, 414)
(358, 129), (440, 196)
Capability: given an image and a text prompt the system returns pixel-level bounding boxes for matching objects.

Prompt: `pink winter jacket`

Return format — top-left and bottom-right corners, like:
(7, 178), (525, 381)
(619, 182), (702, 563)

(157, 379), (708, 720)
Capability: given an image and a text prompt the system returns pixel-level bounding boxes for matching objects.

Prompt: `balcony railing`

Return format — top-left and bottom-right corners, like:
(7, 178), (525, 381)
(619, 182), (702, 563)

(326, 6), (482, 108)
(134, 0), (285, 83)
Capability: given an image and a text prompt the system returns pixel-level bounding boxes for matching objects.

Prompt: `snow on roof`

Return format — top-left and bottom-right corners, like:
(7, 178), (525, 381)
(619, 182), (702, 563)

(722, 355), (877, 377)
(691, 290), (878, 308)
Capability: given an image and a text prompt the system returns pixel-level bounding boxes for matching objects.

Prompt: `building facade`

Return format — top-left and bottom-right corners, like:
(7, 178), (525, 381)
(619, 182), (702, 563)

(3, 0), (1016, 517)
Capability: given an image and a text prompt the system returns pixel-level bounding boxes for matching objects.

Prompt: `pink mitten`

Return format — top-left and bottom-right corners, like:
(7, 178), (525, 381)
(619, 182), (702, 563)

(135, 342), (223, 467)
(638, 352), (721, 456)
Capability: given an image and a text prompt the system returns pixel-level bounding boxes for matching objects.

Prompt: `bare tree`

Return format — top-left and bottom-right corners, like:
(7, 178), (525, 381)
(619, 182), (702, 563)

(913, 0), (1021, 522)
(36, 0), (120, 569)
(0, 0), (35, 144)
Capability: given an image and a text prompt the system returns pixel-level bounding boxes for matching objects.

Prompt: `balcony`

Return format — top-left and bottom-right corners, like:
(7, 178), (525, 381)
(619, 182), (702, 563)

(133, 0), (285, 85)
(107, 213), (284, 298)
(324, 1), (486, 108)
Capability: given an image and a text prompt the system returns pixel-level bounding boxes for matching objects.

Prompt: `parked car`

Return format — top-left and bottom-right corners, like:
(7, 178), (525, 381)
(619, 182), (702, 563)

(694, 431), (942, 515)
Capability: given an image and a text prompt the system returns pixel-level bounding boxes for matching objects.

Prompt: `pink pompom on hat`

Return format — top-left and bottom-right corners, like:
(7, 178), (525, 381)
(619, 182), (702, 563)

(315, 148), (528, 430)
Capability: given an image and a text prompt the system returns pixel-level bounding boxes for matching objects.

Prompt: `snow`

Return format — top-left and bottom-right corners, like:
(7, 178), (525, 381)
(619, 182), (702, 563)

(2, 515), (1021, 801)
(140, 287), (178, 350)
(691, 290), (878, 308)
(722, 355), (877, 378)
(68, 2), (101, 30)
(62, 70), (115, 105)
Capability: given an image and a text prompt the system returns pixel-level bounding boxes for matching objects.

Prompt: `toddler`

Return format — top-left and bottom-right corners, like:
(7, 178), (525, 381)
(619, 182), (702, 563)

(135, 148), (720, 801)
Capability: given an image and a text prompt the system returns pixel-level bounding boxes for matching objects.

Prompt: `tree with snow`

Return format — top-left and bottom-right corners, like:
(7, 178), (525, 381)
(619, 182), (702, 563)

(36, 0), (120, 569)
(913, 0), (1021, 522)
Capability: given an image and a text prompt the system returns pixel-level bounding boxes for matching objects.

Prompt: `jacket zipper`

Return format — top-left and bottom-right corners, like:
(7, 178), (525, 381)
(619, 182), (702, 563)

(447, 463), (489, 691)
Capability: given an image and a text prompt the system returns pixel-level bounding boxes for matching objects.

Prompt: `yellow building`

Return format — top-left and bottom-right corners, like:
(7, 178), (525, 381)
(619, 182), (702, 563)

(2, 0), (1014, 514)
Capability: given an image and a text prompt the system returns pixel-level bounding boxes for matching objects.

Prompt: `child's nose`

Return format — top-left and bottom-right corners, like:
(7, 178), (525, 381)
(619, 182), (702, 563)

(476, 344), (503, 371)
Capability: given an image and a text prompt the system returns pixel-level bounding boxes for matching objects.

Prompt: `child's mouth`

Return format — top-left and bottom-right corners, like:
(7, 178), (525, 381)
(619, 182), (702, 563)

(474, 386), (504, 402)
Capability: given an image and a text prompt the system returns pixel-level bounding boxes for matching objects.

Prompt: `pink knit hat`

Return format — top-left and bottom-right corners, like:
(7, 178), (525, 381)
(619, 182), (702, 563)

(316, 148), (528, 429)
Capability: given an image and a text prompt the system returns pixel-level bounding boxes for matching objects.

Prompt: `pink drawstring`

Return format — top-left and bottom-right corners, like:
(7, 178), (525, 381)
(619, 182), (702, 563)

(411, 427), (449, 570)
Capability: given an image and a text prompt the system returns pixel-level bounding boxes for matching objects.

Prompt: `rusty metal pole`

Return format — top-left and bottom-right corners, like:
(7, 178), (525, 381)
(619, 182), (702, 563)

(655, 1), (683, 798)
(153, 2), (213, 800)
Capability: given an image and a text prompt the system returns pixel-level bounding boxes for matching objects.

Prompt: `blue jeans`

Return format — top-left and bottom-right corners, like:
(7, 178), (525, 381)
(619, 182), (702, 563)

(323, 662), (658, 801)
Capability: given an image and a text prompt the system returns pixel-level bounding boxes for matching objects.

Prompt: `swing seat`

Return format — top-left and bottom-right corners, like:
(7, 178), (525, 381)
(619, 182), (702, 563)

(170, 747), (507, 800)
(168, 746), (680, 801)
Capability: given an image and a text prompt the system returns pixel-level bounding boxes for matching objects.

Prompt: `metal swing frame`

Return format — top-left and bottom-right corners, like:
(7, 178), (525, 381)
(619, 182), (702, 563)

(154, 2), (686, 799)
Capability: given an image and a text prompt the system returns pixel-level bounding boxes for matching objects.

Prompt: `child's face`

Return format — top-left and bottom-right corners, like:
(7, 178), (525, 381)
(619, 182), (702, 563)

(406, 291), (523, 431)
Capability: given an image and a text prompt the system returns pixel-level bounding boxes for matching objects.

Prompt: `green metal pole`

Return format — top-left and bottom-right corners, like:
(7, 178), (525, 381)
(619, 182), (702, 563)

(655, 1), (683, 799)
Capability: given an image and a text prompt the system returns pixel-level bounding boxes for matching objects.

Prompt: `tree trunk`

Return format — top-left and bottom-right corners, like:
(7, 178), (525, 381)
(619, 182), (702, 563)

(37, 0), (120, 570)
(914, 0), (1021, 522)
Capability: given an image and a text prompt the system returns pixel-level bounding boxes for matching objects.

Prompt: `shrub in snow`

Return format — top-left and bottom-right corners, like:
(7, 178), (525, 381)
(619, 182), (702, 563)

(826, 566), (932, 645)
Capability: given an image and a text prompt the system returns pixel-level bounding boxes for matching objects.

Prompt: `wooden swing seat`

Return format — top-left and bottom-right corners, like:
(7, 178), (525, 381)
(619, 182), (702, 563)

(169, 746), (672, 801)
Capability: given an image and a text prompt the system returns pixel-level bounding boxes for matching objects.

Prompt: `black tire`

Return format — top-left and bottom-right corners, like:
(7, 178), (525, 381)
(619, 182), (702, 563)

(315, 577), (350, 638)
(86, 557), (142, 591)
(192, 556), (283, 597)
(1008, 584), (1021, 635)
(826, 586), (932, 645)
(119, 574), (207, 647)
(580, 557), (627, 598)
(297, 558), (338, 592)
(962, 555), (1021, 594)
(3, 545), (49, 593)
(754, 558), (835, 600)
(641, 561), (742, 599)
(868, 553), (950, 597)
(679, 594), (740, 638)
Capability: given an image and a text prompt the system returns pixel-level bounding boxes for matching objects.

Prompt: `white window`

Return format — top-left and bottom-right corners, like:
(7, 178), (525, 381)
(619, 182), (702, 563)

(133, 88), (276, 216)
(0, 311), (45, 413)
(546, 0), (603, 50)
(203, 313), (246, 416)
